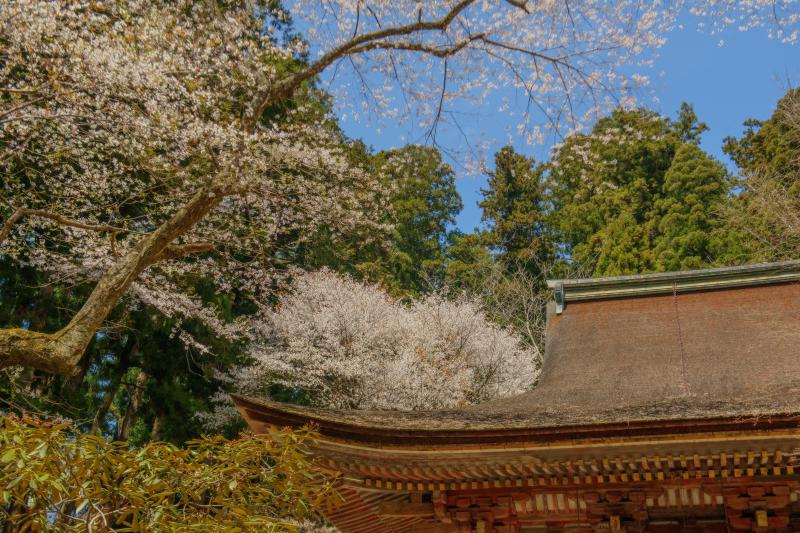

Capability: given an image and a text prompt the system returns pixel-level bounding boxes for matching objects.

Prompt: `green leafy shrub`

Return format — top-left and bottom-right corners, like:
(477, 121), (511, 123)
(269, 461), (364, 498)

(0, 415), (338, 532)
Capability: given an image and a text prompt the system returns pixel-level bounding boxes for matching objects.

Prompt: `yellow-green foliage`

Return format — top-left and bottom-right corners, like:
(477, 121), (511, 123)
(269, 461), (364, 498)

(0, 415), (338, 532)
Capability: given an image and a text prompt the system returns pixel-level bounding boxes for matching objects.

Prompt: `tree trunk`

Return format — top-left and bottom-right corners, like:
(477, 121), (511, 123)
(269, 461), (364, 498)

(118, 368), (148, 441)
(63, 333), (98, 395)
(0, 183), (225, 376)
(149, 412), (163, 442)
(90, 336), (137, 435)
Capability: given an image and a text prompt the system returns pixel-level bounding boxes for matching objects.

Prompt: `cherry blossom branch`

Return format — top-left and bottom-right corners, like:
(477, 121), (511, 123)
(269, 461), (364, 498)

(0, 184), (225, 375)
(346, 33), (487, 58)
(0, 96), (48, 122)
(247, 0), (478, 127)
(427, 57), (449, 143)
(0, 208), (127, 245)
(156, 242), (215, 262)
(504, 0), (531, 13)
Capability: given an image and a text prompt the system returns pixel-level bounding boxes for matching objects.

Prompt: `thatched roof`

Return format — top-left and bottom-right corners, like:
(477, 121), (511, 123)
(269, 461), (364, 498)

(233, 261), (800, 445)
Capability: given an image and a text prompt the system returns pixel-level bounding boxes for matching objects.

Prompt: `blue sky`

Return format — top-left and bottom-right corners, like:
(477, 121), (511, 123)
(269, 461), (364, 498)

(331, 21), (798, 234)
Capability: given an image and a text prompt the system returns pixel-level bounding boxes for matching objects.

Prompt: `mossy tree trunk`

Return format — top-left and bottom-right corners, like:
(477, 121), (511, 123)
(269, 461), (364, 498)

(0, 185), (223, 376)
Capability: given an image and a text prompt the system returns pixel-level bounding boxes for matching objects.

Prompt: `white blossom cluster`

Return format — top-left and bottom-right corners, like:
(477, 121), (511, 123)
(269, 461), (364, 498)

(689, 0), (800, 44)
(201, 270), (538, 428)
(548, 117), (671, 199)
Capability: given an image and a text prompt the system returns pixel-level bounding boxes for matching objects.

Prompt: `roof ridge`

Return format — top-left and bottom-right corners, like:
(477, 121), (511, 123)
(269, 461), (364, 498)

(547, 260), (800, 311)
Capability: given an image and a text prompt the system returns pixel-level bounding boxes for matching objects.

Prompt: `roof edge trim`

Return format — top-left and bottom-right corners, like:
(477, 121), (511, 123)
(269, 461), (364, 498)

(231, 394), (800, 447)
(232, 394), (800, 447)
(546, 260), (800, 305)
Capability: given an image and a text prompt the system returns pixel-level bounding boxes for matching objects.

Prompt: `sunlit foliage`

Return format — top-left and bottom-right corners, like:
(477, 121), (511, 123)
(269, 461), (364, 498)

(0, 415), (338, 532)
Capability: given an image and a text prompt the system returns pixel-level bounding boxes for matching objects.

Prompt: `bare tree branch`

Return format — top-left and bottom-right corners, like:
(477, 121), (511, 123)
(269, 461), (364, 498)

(427, 57), (449, 143)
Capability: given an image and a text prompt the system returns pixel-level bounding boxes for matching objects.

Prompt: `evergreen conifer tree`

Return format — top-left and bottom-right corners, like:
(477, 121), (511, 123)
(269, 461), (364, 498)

(548, 105), (741, 275)
(653, 144), (736, 270)
(480, 146), (553, 273)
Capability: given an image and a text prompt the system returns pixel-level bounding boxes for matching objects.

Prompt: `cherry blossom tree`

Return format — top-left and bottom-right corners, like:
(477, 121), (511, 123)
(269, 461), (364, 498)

(202, 270), (538, 428)
(0, 0), (386, 375)
(1, 0), (797, 376)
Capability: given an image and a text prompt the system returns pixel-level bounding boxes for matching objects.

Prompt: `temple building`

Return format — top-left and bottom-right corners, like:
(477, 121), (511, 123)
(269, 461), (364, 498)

(233, 261), (800, 533)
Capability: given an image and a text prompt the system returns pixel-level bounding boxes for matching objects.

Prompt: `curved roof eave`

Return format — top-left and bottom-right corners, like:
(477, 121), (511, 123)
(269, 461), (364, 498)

(232, 393), (800, 447)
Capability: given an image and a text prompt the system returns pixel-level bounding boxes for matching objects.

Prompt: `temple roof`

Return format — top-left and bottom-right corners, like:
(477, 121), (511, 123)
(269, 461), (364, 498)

(233, 260), (800, 446)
